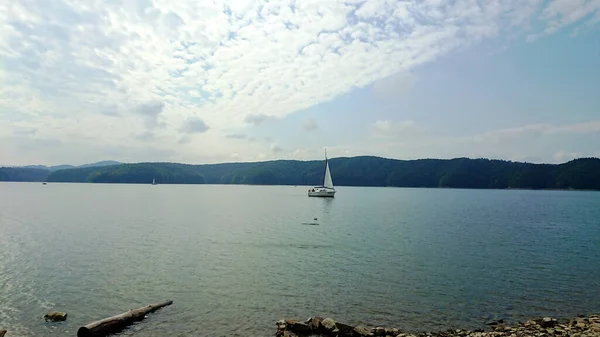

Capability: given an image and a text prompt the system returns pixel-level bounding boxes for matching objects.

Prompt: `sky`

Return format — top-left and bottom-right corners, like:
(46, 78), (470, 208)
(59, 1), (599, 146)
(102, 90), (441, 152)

(1, 0), (599, 166)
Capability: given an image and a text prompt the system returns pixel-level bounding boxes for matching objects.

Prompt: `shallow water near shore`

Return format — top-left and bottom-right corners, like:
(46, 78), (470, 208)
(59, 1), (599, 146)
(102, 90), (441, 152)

(1, 183), (599, 336)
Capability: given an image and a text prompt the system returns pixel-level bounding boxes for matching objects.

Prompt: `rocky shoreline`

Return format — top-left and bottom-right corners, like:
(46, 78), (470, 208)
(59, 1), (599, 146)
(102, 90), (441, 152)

(276, 315), (600, 337)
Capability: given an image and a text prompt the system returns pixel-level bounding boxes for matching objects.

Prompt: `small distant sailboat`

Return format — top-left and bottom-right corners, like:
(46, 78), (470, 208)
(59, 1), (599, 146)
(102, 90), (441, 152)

(151, 178), (157, 185)
(308, 150), (336, 198)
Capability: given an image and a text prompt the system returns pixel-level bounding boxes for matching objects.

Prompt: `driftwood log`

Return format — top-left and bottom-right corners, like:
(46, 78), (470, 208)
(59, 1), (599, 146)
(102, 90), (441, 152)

(77, 300), (173, 337)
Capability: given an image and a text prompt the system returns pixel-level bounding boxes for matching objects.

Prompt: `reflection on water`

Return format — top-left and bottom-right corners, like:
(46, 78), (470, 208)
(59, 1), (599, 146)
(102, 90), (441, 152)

(320, 197), (334, 216)
(0, 184), (599, 336)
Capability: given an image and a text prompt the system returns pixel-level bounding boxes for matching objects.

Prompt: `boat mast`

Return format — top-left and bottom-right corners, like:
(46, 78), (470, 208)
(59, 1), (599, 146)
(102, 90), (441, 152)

(322, 148), (328, 187)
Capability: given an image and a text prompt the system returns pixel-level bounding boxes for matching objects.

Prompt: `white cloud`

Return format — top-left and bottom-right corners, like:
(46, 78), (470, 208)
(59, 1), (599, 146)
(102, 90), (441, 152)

(133, 101), (165, 117)
(244, 114), (278, 126)
(371, 120), (424, 140)
(372, 120), (413, 132)
(291, 148), (312, 160)
(528, 0), (600, 40)
(270, 143), (283, 153)
(553, 151), (583, 163)
(178, 136), (192, 144)
(302, 118), (319, 131)
(135, 131), (155, 141)
(463, 120), (600, 143)
(542, 0), (600, 32)
(361, 120), (600, 164)
(0, 0), (597, 165)
(226, 133), (248, 139)
(180, 117), (210, 134)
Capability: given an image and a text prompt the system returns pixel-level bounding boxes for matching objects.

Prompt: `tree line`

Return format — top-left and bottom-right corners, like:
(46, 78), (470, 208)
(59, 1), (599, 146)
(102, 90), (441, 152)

(1, 156), (599, 190)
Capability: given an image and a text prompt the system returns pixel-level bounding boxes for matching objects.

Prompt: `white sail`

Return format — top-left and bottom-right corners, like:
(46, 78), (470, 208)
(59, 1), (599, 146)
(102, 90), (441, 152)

(323, 159), (334, 189)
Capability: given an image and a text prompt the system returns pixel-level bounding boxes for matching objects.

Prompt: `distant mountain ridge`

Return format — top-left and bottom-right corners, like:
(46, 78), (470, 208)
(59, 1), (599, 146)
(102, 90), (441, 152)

(1, 156), (599, 190)
(20, 160), (122, 171)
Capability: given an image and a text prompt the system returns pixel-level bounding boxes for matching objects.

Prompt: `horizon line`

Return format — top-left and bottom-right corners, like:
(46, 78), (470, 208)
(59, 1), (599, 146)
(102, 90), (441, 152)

(2, 155), (600, 169)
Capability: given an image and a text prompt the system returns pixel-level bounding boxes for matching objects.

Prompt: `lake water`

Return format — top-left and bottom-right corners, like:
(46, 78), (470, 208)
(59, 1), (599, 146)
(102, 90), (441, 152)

(1, 183), (599, 336)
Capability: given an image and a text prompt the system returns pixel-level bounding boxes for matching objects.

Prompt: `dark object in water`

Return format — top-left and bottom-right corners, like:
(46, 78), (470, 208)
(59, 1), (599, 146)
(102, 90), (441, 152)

(77, 300), (173, 337)
(301, 222), (319, 226)
(44, 311), (67, 322)
(42, 182), (47, 185)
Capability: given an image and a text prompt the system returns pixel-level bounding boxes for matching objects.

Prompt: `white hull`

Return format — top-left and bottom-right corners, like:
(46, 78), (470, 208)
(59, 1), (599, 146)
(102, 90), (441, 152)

(308, 188), (335, 197)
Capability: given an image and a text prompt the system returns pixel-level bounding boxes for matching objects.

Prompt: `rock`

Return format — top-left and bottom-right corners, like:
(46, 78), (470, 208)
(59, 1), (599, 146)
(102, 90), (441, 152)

(291, 322), (311, 334)
(44, 311), (67, 322)
(307, 317), (323, 331)
(493, 324), (506, 332)
(277, 319), (287, 331)
(541, 317), (556, 328)
(524, 320), (537, 327)
(322, 318), (337, 332)
(485, 319), (504, 327)
(336, 321), (354, 334)
(275, 315), (600, 337)
(354, 325), (371, 337)
(0, 329), (6, 337)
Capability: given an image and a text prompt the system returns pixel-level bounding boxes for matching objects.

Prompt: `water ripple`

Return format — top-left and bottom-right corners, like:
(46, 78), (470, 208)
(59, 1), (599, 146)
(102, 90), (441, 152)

(0, 184), (599, 336)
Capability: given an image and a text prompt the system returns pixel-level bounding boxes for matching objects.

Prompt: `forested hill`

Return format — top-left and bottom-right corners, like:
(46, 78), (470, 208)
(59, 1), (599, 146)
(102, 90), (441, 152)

(1, 156), (600, 190)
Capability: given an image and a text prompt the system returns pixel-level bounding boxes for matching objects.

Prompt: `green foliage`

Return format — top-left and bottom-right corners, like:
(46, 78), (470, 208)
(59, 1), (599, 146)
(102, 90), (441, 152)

(554, 158), (600, 190)
(9, 157), (599, 190)
(54, 163), (205, 184)
(0, 167), (49, 182)
(47, 166), (101, 182)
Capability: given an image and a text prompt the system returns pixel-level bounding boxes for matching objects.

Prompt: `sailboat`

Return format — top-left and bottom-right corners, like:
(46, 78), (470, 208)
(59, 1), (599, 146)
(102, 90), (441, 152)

(308, 150), (336, 197)
(152, 178), (157, 185)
